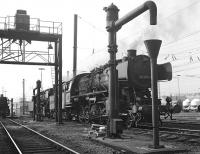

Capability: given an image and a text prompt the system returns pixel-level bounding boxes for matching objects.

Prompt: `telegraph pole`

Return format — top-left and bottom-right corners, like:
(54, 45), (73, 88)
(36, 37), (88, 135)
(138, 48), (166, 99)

(73, 14), (78, 77)
(23, 78), (25, 115)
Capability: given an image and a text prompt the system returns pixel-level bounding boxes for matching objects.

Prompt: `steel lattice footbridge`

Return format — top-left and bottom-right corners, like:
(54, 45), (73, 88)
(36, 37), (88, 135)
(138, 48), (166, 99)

(0, 10), (63, 124)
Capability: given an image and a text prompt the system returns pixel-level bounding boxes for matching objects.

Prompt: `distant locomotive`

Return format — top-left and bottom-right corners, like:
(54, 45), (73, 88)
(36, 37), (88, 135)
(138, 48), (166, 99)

(45, 49), (172, 126)
(0, 94), (9, 118)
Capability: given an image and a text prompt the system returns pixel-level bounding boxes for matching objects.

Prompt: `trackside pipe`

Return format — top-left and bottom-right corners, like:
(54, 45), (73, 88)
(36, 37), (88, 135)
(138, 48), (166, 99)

(145, 39), (163, 149)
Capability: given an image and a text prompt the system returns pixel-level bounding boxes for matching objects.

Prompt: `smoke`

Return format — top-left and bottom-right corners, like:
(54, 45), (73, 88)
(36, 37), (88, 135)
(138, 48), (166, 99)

(154, 0), (200, 44)
(127, 25), (160, 50)
(101, 0), (200, 59)
(124, 0), (200, 51)
(127, 34), (142, 50)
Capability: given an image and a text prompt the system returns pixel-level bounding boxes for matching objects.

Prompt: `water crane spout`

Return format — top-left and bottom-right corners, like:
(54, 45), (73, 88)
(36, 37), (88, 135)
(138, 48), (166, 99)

(144, 39), (162, 59)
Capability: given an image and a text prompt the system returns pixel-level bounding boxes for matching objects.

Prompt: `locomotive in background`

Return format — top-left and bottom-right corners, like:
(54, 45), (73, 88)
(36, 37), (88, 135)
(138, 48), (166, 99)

(0, 94), (10, 118)
(41, 49), (173, 126)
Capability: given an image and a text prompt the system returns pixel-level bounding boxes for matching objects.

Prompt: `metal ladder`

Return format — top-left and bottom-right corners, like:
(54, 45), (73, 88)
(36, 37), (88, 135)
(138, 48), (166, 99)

(49, 55), (55, 87)
(51, 66), (55, 86)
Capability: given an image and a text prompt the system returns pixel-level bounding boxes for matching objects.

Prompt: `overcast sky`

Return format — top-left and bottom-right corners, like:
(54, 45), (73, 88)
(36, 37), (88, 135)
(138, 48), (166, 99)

(0, 0), (200, 101)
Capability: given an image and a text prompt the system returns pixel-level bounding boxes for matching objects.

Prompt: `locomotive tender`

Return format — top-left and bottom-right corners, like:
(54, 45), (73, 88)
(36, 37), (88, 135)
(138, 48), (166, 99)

(45, 49), (172, 126)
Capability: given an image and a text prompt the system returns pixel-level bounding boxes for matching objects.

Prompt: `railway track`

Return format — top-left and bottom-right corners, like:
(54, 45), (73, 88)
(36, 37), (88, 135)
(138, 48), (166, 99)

(0, 120), (20, 154)
(2, 119), (80, 154)
(135, 123), (200, 144)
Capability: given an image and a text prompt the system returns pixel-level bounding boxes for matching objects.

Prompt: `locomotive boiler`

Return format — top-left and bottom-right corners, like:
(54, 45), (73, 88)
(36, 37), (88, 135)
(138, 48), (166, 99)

(58, 49), (172, 126)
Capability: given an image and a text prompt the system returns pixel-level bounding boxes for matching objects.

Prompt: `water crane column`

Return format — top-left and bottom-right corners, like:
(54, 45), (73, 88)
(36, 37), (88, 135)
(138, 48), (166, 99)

(104, 0), (158, 139)
(58, 36), (63, 124)
(104, 4), (121, 137)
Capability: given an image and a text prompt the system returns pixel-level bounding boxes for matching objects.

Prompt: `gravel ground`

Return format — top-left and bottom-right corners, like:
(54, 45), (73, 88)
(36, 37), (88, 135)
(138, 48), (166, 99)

(13, 116), (200, 154)
(14, 117), (117, 154)
(123, 128), (200, 154)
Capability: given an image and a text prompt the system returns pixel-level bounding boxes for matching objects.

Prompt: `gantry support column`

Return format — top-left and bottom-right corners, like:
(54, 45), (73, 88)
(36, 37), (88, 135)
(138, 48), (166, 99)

(58, 36), (63, 124)
(54, 41), (58, 122)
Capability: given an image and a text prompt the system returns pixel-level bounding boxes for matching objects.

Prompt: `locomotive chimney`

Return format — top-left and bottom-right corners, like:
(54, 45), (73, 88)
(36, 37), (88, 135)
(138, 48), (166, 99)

(127, 49), (136, 58)
(144, 39), (161, 59)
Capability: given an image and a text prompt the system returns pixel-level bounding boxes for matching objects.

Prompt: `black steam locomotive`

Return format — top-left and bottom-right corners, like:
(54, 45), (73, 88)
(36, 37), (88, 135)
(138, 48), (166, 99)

(0, 94), (10, 118)
(44, 49), (172, 126)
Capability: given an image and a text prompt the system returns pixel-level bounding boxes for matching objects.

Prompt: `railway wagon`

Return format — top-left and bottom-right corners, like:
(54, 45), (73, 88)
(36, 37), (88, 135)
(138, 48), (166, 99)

(48, 49), (172, 126)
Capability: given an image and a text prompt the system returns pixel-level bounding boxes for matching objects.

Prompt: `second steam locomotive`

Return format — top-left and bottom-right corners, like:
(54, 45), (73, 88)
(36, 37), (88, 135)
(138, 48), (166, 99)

(0, 94), (10, 118)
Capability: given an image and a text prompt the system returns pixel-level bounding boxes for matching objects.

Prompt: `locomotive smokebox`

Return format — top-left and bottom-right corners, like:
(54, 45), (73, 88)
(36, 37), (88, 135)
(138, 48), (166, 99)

(127, 49), (136, 58)
(144, 39), (162, 59)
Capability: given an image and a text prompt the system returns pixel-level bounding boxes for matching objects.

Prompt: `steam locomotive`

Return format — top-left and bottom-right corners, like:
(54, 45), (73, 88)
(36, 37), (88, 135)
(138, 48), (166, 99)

(42, 49), (172, 126)
(0, 94), (10, 118)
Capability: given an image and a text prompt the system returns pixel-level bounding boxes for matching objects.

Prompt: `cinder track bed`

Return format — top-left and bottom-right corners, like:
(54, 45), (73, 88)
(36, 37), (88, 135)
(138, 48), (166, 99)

(3, 119), (80, 154)
(0, 120), (19, 154)
(127, 123), (200, 152)
(10, 117), (118, 154)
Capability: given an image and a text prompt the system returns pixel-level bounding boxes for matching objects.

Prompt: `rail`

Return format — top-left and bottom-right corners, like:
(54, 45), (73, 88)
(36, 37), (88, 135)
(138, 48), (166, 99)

(0, 121), (22, 154)
(9, 119), (80, 154)
(137, 123), (200, 138)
